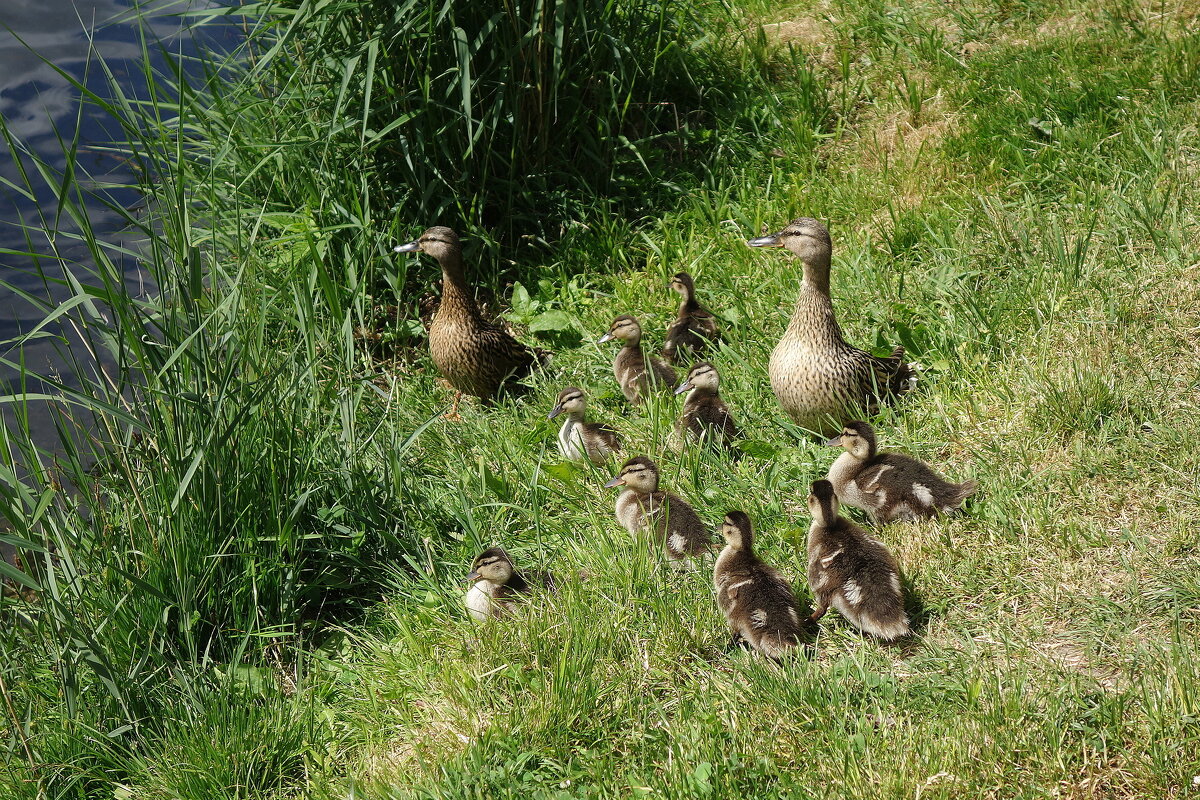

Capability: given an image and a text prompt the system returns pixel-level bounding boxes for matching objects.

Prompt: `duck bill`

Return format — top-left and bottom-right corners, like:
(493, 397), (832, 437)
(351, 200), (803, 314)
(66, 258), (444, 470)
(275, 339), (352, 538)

(597, 333), (614, 344)
(465, 570), (482, 582)
(823, 435), (843, 447)
(547, 405), (564, 420)
(673, 381), (692, 395)
(746, 233), (782, 248)
(393, 240), (421, 253)
(603, 475), (626, 488)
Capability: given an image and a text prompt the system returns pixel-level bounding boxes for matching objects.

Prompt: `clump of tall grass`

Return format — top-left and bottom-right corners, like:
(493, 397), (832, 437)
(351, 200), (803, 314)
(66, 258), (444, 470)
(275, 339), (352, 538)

(272, 0), (735, 235)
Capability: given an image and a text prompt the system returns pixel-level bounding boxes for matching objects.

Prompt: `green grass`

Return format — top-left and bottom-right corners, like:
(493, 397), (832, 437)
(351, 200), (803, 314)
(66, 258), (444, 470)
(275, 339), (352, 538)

(3, 0), (1200, 798)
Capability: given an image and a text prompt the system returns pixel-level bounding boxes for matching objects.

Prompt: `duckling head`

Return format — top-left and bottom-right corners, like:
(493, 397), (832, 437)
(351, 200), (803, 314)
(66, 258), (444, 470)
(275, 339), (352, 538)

(669, 272), (696, 298)
(674, 361), (720, 395)
(746, 218), (831, 265)
(720, 510), (754, 551)
(598, 315), (642, 345)
(824, 421), (876, 460)
(808, 479), (840, 526)
(393, 226), (461, 263)
(466, 547), (515, 585)
(548, 387), (587, 420)
(604, 456), (659, 493)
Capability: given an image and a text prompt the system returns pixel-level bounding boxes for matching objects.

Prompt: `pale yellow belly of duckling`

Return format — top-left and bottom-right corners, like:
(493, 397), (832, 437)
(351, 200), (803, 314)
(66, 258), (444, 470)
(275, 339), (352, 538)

(769, 338), (865, 435)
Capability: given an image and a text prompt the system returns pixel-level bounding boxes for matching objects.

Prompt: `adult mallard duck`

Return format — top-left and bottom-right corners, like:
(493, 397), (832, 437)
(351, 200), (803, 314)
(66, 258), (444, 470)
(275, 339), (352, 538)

(394, 227), (542, 405)
(825, 421), (977, 524)
(747, 218), (914, 436)
(663, 271), (719, 364)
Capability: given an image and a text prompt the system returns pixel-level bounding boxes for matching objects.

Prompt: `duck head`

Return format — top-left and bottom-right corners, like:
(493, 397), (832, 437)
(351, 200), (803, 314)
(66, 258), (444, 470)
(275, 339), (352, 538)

(808, 479), (840, 527)
(604, 456), (659, 493)
(548, 387), (587, 420)
(675, 361), (720, 395)
(466, 547), (516, 585)
(746, 218), (832, 266)
(824, 421), (877, 460)
(720, 510), (754, 551)
(598, 315), (642, 345)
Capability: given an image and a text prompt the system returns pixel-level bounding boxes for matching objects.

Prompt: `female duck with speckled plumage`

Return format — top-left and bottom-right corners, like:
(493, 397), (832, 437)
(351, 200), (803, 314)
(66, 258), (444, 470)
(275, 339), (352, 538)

(747, 218), (914, 436)
(394, 227), (542, 404)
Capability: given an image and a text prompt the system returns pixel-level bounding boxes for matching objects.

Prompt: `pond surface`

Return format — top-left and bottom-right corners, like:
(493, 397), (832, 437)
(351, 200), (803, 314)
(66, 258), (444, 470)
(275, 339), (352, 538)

(0, 0), (234, 455)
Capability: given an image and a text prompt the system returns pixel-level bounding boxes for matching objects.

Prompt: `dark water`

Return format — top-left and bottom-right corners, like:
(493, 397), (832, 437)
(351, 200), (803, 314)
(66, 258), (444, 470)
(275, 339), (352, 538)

(0, 0), (235, 454)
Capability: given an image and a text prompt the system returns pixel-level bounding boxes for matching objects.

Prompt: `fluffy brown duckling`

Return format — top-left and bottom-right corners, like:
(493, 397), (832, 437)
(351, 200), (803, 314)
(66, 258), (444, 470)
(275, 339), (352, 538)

(663, 271), (720, 364)
(598, 315), (677, 405)
(672, 361), (741, 453)
(604, 456), (712, 568)
(806, 480), (910, 640)
(464, 547), (555, 621)
(826, 421), (977, 524)
(746, 218), (914, 435)
(394, 227), (542, 405)
(713, 511), (806, 659)
(548, 386), (621, 465)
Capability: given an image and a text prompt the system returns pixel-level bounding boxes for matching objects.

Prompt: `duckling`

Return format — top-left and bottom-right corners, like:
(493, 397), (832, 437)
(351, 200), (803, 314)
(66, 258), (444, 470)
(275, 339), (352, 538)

(464, 547), (555, 621)
(547, 386), (621, 465)
(806, 480), (909, 640)
(663, 271), (720, 364)
(604, 456), (712, 568)
(394, 227), (542, 404)
(826, 421), (977, 524)
(746, 218), (914, 436)
(598, 315), (677, 405)
(672, 361), (741, 453)
(713, 511), (806, 659)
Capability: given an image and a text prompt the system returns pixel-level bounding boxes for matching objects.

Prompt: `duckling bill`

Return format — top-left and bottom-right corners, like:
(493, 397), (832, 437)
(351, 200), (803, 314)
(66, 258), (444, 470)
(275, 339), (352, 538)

(825, 421), (976, 524)
(806, 480), (909, 640)
(713, 511), (806, 659)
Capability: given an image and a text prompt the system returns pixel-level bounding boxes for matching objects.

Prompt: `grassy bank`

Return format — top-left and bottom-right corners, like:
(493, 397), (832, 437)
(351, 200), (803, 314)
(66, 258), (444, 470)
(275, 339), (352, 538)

(3, 0), (1200, 798)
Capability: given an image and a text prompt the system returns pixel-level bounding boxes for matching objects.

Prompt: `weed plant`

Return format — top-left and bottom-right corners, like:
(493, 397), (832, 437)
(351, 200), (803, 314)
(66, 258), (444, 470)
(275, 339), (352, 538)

(2, 0), (1200, 798)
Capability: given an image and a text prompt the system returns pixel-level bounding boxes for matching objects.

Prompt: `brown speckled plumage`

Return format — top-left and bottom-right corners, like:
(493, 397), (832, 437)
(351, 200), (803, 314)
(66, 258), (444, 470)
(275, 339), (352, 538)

(606, 456), (712, 568)
(395, 227), (539, 400)
(806, 480), (909, 640)
(747, 218), (914, 436)
(825, 421), (977, 524)
(714, 511), (806, 659)
(663, 272), (720, 364)
(600, 315), (677, 405)
(672, 362), (741, 453)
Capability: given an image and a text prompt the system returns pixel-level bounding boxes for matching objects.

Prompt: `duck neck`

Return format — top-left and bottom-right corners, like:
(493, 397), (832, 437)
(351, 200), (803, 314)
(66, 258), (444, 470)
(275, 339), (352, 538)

(437, 249), (479, 318)
(787, 257), (843, 344)
(678, 285), (700, 313)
